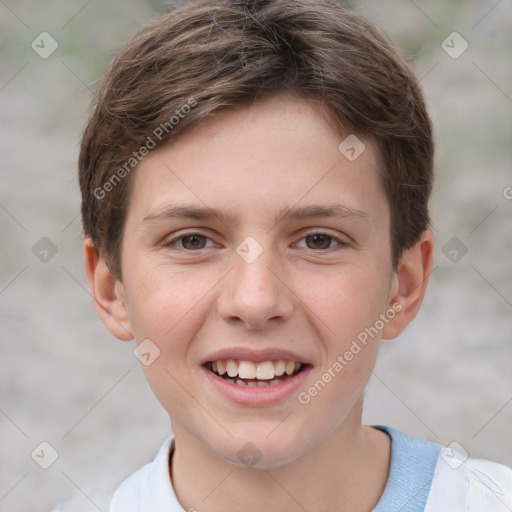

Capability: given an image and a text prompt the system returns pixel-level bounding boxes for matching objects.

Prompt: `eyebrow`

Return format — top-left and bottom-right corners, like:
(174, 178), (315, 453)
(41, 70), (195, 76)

(141, 202), (369, 227)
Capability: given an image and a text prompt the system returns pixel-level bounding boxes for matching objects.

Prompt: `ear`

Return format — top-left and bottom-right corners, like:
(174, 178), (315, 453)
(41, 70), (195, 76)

(382, 229), (434, 339)
(83, 237), (133, 341)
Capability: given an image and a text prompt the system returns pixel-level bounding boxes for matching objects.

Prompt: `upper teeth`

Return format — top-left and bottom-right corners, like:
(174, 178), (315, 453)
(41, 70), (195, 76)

(210, 359), (301, 380)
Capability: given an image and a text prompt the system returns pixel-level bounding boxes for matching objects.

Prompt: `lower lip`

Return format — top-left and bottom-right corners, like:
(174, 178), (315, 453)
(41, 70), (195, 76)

(200, 365), (312, 407)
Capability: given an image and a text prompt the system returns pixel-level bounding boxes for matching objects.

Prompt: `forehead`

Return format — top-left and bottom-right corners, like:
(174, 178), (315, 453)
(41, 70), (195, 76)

(126, 93), (386, 228)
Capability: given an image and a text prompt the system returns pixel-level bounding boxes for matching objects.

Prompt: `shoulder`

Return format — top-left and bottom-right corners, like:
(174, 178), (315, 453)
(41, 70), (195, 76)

(373, 426), (512, 512)
(109, 435), (181, 512)
(51, 436), (176, 512)
(425, 446), (512, 511)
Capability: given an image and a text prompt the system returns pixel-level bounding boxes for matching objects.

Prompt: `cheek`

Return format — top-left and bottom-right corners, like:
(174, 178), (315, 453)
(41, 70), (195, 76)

(125, 263), (212, 412)
(125, 261), (199, 337)
(124, 261), (220, 376)
(293, 263), (389, 343)
(294, 269), (386, 427)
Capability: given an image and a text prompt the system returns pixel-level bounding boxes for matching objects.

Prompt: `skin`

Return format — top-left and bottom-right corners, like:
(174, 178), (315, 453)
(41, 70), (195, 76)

(84, 92), (434, 512)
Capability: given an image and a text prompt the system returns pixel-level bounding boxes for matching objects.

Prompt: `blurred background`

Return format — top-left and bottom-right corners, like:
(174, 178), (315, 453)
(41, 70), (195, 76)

(1, 0), (511, 510)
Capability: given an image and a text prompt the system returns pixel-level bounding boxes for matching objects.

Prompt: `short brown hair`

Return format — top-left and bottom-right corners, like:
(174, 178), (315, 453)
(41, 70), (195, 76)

(79, 0), (434, 280)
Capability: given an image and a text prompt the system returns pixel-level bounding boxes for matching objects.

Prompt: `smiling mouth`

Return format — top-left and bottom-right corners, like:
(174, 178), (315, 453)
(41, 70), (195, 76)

(204, 359), (307, 387)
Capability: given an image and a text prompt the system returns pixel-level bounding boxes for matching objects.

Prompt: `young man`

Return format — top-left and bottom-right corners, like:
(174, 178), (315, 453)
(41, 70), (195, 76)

(75, 0), (512, 510)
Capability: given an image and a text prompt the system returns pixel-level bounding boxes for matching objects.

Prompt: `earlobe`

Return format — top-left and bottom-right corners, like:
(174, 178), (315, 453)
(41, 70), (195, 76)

(83, 238), (133, 341)
(382, 229), (434, 339)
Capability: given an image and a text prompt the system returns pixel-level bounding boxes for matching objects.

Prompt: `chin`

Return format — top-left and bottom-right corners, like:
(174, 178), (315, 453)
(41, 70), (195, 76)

(210, 429), (306, 470)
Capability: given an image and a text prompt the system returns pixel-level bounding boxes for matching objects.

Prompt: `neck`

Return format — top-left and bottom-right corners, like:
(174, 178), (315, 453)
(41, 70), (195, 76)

(169, 412), (391, 512)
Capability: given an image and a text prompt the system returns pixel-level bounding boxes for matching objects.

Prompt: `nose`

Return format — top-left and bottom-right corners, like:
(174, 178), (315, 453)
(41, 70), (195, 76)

(216, 243), (294, 330)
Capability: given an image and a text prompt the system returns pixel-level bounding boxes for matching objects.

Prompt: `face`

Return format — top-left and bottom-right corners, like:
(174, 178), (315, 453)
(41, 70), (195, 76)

(115, 93), (402, 468)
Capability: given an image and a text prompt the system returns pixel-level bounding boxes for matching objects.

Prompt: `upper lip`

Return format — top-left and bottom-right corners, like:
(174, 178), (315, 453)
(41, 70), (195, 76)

(200, 347), (312, 366)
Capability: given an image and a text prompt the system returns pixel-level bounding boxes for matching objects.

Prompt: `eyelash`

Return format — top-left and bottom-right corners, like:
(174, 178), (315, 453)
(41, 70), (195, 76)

(162, 231), (348, 252)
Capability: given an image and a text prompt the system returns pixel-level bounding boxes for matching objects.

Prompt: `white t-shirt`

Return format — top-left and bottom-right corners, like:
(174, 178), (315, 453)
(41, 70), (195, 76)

(52, 426), (512, 511)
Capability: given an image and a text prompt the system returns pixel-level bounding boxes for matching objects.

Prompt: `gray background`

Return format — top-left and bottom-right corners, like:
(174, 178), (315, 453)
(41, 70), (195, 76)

(1, 0), (511, 510)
